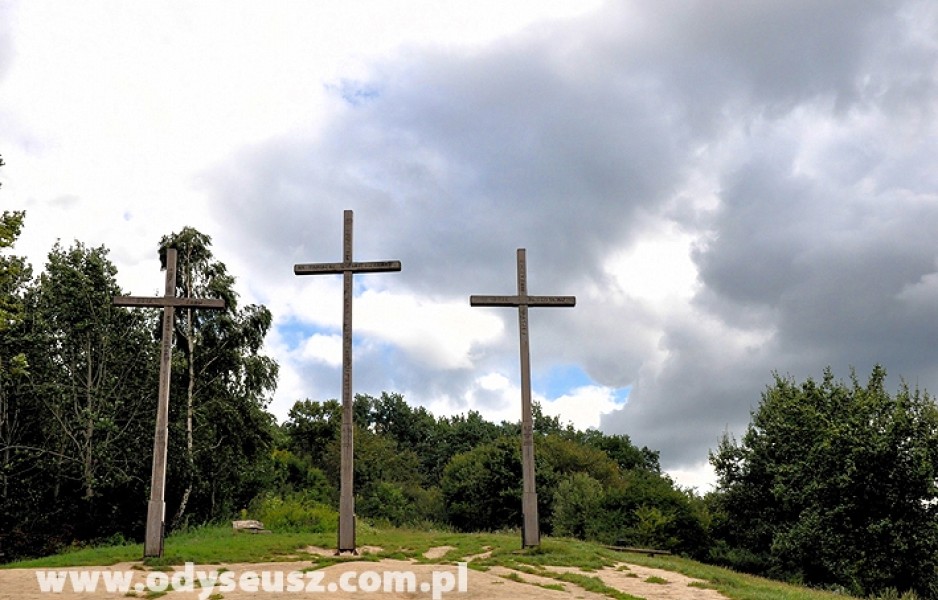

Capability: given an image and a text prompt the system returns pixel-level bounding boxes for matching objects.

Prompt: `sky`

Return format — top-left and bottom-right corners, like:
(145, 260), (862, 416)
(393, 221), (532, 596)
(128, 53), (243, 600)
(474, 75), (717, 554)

(2, 1), (937, 492)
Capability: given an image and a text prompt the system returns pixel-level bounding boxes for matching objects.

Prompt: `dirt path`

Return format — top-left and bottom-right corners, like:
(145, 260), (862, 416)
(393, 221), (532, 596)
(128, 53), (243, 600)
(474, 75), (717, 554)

(0, 551), (728, 600)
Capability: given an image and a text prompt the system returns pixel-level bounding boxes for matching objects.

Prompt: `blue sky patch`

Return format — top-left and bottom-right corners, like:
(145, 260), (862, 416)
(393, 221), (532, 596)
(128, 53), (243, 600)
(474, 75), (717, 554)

(534, 363), (631, 403)
(335, 79), (381, 106)
(534, 364), (594, 397)
(277, 318), (338, 351)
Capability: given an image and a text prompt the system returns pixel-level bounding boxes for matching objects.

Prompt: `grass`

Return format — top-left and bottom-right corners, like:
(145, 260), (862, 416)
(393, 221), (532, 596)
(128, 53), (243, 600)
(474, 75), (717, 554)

(4, 524), (331, 568)
(3, 525), (856, 600)
(609, 550), (849, 600)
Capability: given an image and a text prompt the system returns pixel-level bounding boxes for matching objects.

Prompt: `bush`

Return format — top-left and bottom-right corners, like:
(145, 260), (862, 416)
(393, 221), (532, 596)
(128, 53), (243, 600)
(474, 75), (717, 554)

(551, 473), (603, 539)
(358, 482), (410, 526)
(251, 493), (338, 533)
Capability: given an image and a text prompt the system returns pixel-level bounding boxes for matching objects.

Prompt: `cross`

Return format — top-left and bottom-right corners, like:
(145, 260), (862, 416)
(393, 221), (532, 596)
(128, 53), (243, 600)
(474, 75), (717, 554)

(112, 248), (226, 558)
(470, 248), (575, 547)
(294, 209), (401, 553)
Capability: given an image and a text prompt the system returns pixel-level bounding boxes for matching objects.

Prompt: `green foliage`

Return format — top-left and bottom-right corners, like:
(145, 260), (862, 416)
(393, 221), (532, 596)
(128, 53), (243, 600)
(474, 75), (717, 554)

(250, 493), (338, 533)
(0, 207), (706, 568)
(551, 472), (604, 538)
(158, 228), (280, 531)
(0, 237), (161, 560)
(441, 436), (523, 531)
(534, 434), (622, 530)
(358, 481), (411, 526)
(0, 224), (280, 563)
(437, 427), (705, 555)
(593, 469), (709, 556)
(710, 366), (938, 598)
(0, 209), (31, 381)
(576, 430), (661, 472)
(268, 448), (334, 502)
(284, 398), (341, 459)
(0, 208), (34, 533)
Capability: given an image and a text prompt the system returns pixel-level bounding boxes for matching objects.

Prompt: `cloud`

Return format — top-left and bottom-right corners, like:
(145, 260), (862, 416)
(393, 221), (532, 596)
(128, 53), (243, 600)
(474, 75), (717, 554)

(356, 290), (503, 370)
(4, 0), (938, 490)
(194, 1), (938, 482)
(300, 333), (342, 368)
(543, 385), (623, 432)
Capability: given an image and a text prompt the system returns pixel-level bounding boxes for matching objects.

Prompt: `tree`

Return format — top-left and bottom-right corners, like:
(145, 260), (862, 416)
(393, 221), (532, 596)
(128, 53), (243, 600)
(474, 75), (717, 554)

(281, 395), (444, 525)
(0, 241), (160, 557)
(283, 398), (342, 463)
(710, 366), (938, 597)
(157, 227), (279, 528)
(574, 430), (661, 473)
(0, 208), (47, 561)
(35, 242), (157, 504)
(0, 165), (32, 497)
(0, 209), (31, 503)
(441, 436), (522, 531)
(425, 410), (503, 481)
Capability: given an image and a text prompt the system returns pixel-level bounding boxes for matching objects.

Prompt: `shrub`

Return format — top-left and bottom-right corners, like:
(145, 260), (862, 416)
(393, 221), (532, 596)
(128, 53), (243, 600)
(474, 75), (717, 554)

(251, 493), (338, 533)
(551, 473), (603, 539)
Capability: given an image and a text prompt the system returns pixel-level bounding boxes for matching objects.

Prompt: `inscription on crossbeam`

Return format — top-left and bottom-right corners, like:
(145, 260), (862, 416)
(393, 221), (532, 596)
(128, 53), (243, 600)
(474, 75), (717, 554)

(294, 260), (401, 275)
(470, 295), (576, 307)
(114, 296), (226, 308)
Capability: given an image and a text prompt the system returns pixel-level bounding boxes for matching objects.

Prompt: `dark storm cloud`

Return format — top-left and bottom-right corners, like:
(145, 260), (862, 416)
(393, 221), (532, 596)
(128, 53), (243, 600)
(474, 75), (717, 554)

(206, 0), (938, 474)
(602, 1), (938, 469)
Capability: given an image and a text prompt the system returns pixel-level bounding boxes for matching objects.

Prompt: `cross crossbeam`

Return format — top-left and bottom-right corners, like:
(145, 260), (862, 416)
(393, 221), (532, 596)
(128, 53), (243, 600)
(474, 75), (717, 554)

(470, 248), (575, 548)
(294, 209), (401, 553)
(112, 248), (226, 558)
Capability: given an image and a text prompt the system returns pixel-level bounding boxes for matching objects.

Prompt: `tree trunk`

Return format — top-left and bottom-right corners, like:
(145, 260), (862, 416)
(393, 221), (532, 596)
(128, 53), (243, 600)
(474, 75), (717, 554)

(83, 337), (94, 500)
(171, 262), (196, 530)
(0, 383), (9, 501)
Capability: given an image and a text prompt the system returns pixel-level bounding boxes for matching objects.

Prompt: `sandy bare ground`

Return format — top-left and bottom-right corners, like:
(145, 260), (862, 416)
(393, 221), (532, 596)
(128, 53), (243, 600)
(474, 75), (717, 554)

(0, 547), (728, 600)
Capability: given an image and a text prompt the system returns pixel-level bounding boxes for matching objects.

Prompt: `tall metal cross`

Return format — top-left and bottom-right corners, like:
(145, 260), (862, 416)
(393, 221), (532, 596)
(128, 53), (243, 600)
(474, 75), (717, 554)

(470, 248), (575, 547)
(112, 248), (226, 558)
(294, 209), (401, 553)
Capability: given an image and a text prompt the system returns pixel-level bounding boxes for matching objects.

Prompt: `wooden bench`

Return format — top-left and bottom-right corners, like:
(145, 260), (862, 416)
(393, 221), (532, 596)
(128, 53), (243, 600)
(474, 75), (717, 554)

(605, 544), (672, 557)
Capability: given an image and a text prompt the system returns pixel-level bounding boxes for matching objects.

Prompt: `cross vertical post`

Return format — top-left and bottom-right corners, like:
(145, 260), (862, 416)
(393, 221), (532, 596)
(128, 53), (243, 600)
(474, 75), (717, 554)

(294, 210), (401, 553)
(112, 248), (226, 557)
(470, 248), (575, 547)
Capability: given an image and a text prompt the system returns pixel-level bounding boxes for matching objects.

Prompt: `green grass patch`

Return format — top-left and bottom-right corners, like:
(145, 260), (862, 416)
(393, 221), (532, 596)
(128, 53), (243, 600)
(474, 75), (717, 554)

(4, 524), (335, 568)
(545, 571), (643, 600)
(689, 580), (720, 590)
(500, 571), (525, 583)
(610, 550), (848, 600)
(538, 582), (566, 592)
(645, 575), (668, 584)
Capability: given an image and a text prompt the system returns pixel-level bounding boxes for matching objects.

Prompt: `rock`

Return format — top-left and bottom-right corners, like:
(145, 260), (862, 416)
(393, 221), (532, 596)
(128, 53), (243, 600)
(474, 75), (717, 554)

(232, 519), (267, 533)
